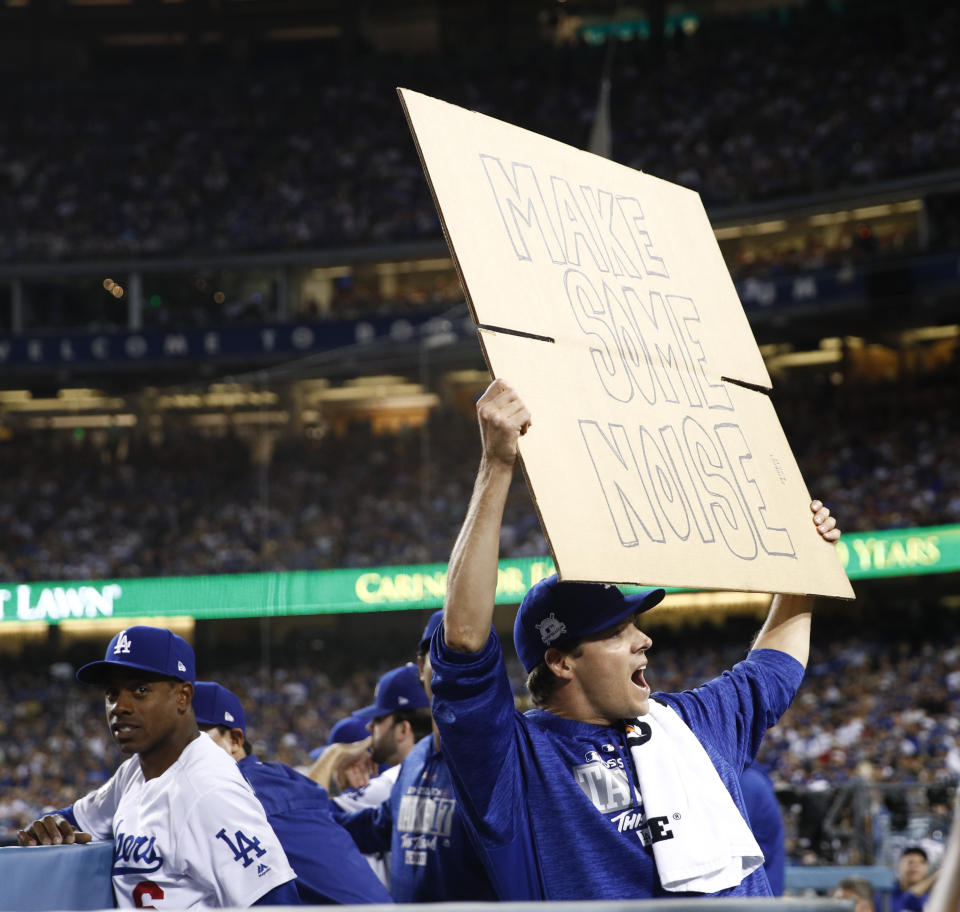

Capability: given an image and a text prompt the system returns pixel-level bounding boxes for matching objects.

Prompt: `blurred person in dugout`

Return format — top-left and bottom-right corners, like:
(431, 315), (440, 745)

(307, 715), (371, 769)
(193, 681), (391, 905)
(307, 663), (432, 889)
(832, 876), (876, 912)
(893, 845), (938, 911)
(330, 611), (497, 903)
(309, 664), (432, 799)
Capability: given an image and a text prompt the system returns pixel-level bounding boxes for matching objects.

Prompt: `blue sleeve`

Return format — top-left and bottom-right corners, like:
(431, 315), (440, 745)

(54, 806), (79, 828)
(656, 649), (803, 774)
(338, 798), (393, 855)
(740, 765), (785, 895)
(429, 630), (523, 839)
(891, 886), (926, 912)
(252, 879), (301, 906)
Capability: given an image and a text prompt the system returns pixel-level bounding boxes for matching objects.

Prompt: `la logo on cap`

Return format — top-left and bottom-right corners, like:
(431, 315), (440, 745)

(114, 632), (133, 655)
(178, 661), (186, 672)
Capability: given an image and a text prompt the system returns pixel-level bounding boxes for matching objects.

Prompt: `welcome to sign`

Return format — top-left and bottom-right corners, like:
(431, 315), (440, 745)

(400, 89), (852, 598)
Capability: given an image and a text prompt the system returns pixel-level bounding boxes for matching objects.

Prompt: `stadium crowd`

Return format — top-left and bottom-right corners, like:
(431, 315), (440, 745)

(0, 371), (956, 584)
(1, 2), (958, 264)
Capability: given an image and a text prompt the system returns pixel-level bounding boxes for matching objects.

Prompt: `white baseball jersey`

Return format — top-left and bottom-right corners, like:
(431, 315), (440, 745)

(72, 733), (296, 908)
(333, 764), (400, 887)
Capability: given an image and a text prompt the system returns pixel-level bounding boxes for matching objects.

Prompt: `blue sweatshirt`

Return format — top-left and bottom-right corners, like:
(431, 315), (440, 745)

(430, 633), (804, 902)
(336, 734), (497, 903)
(739, 761), (786, 895)
(237, 755), (392, 905)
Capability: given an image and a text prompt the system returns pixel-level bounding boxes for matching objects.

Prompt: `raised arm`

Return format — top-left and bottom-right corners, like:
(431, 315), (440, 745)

(443, 379), (531, 655)
(304, 738), (375, 794)
(750, 500), (840, 667)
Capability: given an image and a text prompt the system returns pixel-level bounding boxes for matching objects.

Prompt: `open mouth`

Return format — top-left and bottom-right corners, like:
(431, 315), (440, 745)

(631, 667), (649, 691)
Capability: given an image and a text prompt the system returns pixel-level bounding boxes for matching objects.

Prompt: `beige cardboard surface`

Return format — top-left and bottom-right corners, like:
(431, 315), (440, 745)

(401, 88), (853, 598)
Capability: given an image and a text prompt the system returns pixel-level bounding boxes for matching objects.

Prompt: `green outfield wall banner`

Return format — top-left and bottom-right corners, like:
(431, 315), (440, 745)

(1, 525), (957, 624)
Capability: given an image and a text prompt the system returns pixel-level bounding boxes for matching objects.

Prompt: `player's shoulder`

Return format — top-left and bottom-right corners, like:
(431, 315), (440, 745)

(395, 735), (436, 781)
(241, 756), (322, 794)
(410, 733), (435, 759)
(172, 733), (255, 802)
(109, 753), (146, 791)
(239, 757), (331, 815)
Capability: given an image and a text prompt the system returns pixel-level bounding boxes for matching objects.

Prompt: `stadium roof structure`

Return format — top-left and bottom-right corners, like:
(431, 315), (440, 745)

(0, 0), (874, 53)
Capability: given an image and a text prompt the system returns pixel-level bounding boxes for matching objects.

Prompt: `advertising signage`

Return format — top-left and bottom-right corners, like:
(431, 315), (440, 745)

(1, 558), (557, 625)
(1, 525), (957, 625)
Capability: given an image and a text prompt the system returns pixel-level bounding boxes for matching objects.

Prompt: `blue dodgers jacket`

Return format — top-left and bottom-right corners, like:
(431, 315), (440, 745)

(336, 734), (497, 903)
(429, 633), (804, 902)
(237, 755), (392, 905)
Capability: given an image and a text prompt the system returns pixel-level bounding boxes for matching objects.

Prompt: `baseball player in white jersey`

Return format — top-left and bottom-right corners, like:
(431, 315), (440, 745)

(18, 625), (299, 908)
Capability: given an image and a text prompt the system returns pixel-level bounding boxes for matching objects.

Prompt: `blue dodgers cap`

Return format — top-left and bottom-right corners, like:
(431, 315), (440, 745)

(419, 609), (444, 652)
(513, 574), (665, 673)
(351, 663), (429, 722)
(310, 717), (379, 760)
(326, 715), (371, 746)
(193, 681), (247, 735)
(76, 625), (196, 685)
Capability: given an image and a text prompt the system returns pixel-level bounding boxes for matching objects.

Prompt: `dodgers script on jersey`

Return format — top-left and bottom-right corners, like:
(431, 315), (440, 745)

(72, 734), (296, 908)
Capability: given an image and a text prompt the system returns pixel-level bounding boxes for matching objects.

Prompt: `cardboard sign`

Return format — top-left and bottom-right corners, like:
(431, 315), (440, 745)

(400, 88), (853, 599)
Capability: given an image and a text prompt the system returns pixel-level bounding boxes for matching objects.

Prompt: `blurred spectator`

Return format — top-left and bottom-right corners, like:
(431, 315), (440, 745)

(893, 846), (935, 911)
(832, 876), (877, 912)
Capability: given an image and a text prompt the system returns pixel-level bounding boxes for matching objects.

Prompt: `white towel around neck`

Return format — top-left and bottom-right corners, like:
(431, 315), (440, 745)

(626, 700), (764, 893)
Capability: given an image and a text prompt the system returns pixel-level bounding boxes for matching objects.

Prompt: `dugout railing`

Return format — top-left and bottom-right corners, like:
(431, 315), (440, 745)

(0, 841), (870, 912)
(780, 780), (956, 868)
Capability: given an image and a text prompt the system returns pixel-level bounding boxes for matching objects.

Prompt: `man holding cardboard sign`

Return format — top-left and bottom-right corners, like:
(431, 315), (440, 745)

(425, 378), (841, 901)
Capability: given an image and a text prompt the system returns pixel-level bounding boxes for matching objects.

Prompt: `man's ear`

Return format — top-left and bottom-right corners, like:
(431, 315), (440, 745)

(396, 719), (413, 743)
(544, 647), (575, 680)
(176, 681), (194, 712)
(229, 728), (246, 752)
